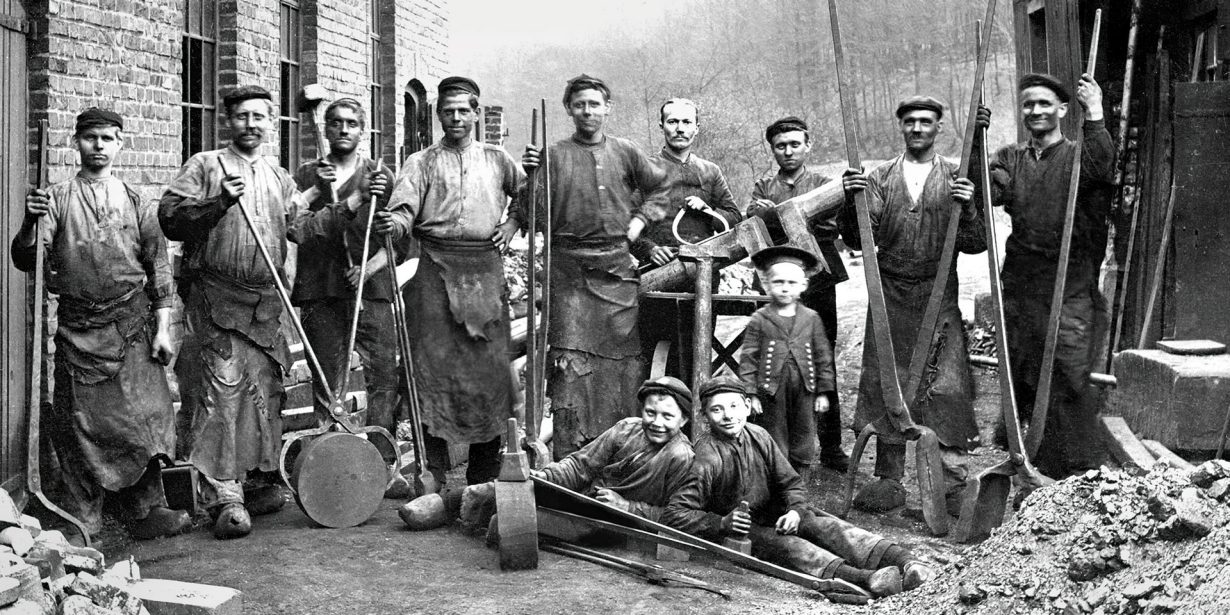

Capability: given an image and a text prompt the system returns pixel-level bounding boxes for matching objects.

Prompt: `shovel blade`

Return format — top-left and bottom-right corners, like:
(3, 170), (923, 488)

(951, 462), (1013, 543)
(913, 428), (950, 536)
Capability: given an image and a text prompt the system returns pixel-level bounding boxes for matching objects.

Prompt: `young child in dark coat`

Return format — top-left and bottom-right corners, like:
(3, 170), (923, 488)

(738, 246), (836, 480)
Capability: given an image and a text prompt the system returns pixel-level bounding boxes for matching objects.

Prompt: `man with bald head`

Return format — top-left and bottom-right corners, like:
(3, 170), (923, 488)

(840, 96), (987, 515)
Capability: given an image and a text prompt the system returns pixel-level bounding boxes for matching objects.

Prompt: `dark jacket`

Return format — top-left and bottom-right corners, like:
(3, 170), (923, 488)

(738, 305), (835, 396)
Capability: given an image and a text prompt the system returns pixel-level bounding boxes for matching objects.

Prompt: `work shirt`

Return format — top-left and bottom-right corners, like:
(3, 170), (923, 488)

(538, 417), (694, 522)
(513, 135), (668, 241)
(662, 423), (806, 541)
(12, 174), (173, 313)
(632, 148), (741, 263)
(289, 156), (396, 303)
(986, 119), (1116, 291)
(384, 140), (525, 242)
(751, 166), (848, 290)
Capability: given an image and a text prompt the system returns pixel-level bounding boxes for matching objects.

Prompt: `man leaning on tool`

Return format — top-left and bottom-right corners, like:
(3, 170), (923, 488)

(470, 376), (694, 533)
(663, 377), (936, 598)
(10, 108), (190, 540)
(746, 117), (850, 472)
(517, 74), (668, 461)
(288, 98), (397, 437)
(983, 73), (1115, 478)
(161, 85), (325, 539)
(838, 96), (987, 516)
(374, 76), (525, 487)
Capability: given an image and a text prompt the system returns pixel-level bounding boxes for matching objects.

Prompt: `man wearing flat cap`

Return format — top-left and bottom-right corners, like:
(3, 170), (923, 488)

(161, 85), (330, 538)
(517, 74), (668, 461)
(375, 76), (525, 487)
(745, 116), (850, 472)
(983, 72), (1115, 478)
(11, 108), (190, 540)
(663, 376), (936, 597)
(839, 96), (987, 515)
(466, 375), (693, 532)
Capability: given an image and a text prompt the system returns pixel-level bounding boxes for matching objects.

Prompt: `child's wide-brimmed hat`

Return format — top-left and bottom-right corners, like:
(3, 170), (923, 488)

(750, 245), (819, 273)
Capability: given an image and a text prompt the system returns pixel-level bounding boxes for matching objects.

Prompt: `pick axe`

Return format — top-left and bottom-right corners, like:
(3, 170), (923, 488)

(828, 0), (948, 535)
(297, 83), (339, 204)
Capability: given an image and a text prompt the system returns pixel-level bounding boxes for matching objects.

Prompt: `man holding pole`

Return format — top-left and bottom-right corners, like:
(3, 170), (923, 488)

(985, 73), (1115, 478)
(518, 74), (668, 460)
(374, 76), (524, 487)
(746, 117), (850, 472)
(288, 98), (397, 434)
(161, 85), (326, 539)
(10, 109), (190, 540)
(839, 96), (987, 515)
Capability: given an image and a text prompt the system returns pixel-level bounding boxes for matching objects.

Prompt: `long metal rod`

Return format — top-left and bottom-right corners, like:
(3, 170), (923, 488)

(336, 160), (380, 400)
(902, 0), (998, 402)
(525, 108), (540, 443)
(26, 119), (92, 546)
(385, 232), (431, 488)
(1135, 182), (1176, 349)
(538, 98), (552, 422)
(1024, 9), (1101, 458)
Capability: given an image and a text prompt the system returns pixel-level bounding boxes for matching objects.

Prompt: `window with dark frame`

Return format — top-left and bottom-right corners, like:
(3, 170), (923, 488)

(279, 0), (303, 168)
(369, 0), (383, 161)
(181, 0), (218, 163)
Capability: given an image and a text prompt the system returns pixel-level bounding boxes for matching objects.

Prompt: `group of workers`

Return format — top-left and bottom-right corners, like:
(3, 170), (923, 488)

(10, 63), (1113, 597)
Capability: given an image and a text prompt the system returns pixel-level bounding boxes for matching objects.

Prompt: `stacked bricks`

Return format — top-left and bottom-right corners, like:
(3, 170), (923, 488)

(483, 105), (504, 146)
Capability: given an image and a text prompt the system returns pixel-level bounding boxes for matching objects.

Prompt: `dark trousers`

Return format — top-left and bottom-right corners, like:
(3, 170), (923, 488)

(300, 297), (400, 432)
(749, 510), (890, 578)
(424, 432), (502, 487)
(754, 361), (818, 470)
(801, 285), (843, 452)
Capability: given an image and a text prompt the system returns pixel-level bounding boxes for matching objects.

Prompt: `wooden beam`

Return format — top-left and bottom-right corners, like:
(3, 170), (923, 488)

(1100, 416), (1155, 470)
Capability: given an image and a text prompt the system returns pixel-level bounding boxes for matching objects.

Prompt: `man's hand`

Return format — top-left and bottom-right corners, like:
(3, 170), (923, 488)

(721, 503), (752, 536)
(683, 195), (710, 211)
(975, 105), (992, 130)
(650, 246), (676, 267)
(950, 177), (975, 204)
(522, 144), (541, 171)
(841, 168), (867, 194)
(367, 171), (388, 200)
(594, 488), (631, 512)
(749, 395), (764, 416)
(221, 172), (245, 204)
(747, 198), (776, 217)
(1075, 73), (1104, 121)
(775, 510), (801, 535)
(373, 210), (399, 238)
(814, 395), (830, 415)
(150, 308), (175, 366)
(25, 188), (50, 219)
(315, 159), (337, 185)
(492, 219), (519, 250)
(627, 217), (646, 242)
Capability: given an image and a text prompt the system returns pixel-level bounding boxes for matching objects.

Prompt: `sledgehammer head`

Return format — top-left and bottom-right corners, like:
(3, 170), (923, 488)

(297, 83), (329, 113)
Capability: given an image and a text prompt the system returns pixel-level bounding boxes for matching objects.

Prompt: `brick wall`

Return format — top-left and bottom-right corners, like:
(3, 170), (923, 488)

(483, 105), (504, 146)
(218, 0), (281, 156)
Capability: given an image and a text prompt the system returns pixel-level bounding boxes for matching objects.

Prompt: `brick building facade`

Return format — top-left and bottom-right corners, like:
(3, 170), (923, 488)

(1, 0), (451, 492)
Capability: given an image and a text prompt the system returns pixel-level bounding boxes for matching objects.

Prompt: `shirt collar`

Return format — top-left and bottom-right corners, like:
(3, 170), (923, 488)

(776, 165), (810, 187)
(1025, 136), (1069, 160)
(659, 147), (692, 165)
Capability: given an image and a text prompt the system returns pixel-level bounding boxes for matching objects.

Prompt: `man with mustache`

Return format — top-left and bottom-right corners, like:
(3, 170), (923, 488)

(288, 98), (397, 440)
(374, 77), (525, 487)
(161, 85), (338, 538)
(746, 117), (850, 473)
(985, 73), (1115, 478)
(838, 96), (986, 515)
(518, 74), (668, 460)
(10, 108), (190, 540)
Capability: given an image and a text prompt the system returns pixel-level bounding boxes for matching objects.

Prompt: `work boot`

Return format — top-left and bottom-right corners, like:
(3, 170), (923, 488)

(853, 478), (906, 512)
(212, 503), (251, 540)
(819, 448), (851, 473)
(243, 485), (286, 516)
(866, 566), (904, 597)
(902, 560), (937, 591)
(128, 507), (192, 540)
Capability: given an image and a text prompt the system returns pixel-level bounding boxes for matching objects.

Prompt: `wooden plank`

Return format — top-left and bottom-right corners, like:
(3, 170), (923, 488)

(0, 0), (27, 492)
(1100, 416), (1155, 470)
(1141, 439), (1194, 470)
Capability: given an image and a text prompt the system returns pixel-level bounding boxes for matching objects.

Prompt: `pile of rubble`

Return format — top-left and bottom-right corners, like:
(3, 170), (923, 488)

(861, 460), (1230, 614)
(2, 517), (241, 615)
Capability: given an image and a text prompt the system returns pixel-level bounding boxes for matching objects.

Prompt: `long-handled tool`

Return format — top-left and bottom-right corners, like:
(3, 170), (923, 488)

(522, 107), (550, 467)
(535, 99), (554, 451)
(1134, 182), (1176, 349)
(541, 538), (733, 601)
(828, 0), (948, 535)
(1023, 9), (1103, 461)
(25, 119), (92, 547)
(531, 476), (870, 604)
(952, 22), (1054, 544)
(331, 160), (381, 412)
(212, 159), (397, 528)
(297, 84), (339, 204)
(497, 418), (537, 570)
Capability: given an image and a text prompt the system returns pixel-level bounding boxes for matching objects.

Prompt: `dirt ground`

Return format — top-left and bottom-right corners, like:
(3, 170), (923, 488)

(104, 251), (1013, 614)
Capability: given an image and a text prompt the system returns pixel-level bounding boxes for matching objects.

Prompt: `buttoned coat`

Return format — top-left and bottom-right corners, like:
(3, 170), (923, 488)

(738, 306), (835, 396)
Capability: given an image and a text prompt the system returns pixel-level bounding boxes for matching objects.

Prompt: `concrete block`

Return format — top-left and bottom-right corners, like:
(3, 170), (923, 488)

(67, 573), (142, 615)
(121, 579), (241, 615)
(1108, 349), (1230, 450)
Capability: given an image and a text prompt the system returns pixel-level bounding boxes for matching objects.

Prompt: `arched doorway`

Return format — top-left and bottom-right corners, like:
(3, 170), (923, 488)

(402, 79), (431, 162)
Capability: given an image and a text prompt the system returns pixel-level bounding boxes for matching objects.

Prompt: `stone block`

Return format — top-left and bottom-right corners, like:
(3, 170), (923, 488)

(1108, 349), (1230, 450)
(0, 560), (41, 604)
(58, 595), (121, 615)
(121, 579), (241, 615)
(67, 573), (142, 615)
(0, 577), (19, 608)
(398, 494), (446, 531)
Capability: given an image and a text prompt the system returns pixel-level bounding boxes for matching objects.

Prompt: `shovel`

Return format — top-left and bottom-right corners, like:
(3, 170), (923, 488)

(828, 0), (948, 535)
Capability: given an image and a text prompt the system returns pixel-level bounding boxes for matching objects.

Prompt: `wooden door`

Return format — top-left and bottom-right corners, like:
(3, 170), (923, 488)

(0, 0), (28, 496)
